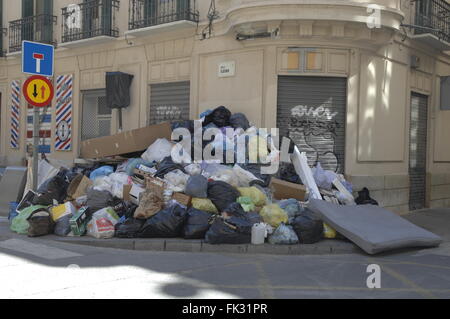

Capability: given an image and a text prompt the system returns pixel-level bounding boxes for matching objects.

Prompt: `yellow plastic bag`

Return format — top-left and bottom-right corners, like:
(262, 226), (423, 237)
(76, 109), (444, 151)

(259, 204), (288, 228)
(192, 198), (218, 214)
(323, 223), (337, 239)
(248, 136), (269, 163)
(238, 187), (267, 207)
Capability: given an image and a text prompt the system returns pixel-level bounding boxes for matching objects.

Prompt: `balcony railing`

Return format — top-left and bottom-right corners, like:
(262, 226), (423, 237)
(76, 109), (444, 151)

(129, 0), (198, 31)
(62, 0), (120, 43)
(9, 14), (57, 53)
(415, 0), (450, 43)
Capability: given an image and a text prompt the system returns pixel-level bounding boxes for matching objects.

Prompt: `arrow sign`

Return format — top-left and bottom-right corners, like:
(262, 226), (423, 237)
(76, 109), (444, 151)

(23, 75), (54, 107)
(40, 85), (46, 99)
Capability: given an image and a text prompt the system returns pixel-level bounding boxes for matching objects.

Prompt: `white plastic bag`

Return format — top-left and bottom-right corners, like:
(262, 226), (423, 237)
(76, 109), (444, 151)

(141, 138), (174, 163)
(184, 164), (202, 176)
(87, 207), (120, 239)
(164, 169), (190, 192)
(109, 172), (130, 198)
(92, 176), (113, 193)
(202, 164), (239, 188)
(233, 164), (262, 187)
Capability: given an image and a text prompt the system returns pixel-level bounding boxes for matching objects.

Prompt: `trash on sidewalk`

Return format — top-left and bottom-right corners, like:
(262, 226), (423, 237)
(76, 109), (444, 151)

(9, 106), (441, 254)
(87, 207), (120, 239)
(27, 208), (54, 237)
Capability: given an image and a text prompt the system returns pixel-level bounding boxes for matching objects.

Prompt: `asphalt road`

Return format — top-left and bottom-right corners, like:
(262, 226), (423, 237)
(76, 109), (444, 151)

(1, 219), (449, 299)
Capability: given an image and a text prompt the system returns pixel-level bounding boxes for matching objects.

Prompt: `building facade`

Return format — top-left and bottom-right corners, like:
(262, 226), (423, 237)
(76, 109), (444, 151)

(0, 0), (449, 213)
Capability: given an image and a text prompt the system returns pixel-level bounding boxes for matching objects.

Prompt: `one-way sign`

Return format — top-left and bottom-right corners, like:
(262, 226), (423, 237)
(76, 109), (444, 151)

(22, 41), (54, 77)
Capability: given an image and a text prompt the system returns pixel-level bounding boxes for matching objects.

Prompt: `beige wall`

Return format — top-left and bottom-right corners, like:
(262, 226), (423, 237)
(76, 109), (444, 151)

(0, 1), (449, 208)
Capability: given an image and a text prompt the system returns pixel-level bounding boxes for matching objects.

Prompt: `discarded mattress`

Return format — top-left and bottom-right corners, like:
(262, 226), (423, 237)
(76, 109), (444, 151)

(308, 199), (442, 255)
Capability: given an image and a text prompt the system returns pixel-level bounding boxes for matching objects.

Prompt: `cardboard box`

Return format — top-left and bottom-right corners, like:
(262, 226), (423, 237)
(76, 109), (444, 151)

(123, 184), (133, 201)
(270, 178), (307, 201)
(172, 192), (192, 207)
(67, 174), (93, 200)
(69, 207), (89, 236)
(50, 202), (77, 222)
(80, 122), (172, 159)
(129, 184), (146, 205)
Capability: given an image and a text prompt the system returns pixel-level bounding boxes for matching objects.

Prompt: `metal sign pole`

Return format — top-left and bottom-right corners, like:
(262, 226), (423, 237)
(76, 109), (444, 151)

(32, 106), (39, 191)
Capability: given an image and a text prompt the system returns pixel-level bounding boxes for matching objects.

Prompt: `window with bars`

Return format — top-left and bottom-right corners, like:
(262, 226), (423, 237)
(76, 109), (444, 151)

(81, 90), (112, 141)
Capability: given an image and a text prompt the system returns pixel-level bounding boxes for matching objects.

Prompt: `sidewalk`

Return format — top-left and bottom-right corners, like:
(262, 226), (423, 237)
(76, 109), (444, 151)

(1, 208), (448, 256)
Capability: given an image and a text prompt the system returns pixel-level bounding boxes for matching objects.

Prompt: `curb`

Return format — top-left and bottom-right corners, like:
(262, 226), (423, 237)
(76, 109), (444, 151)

(0, 220), (361, 256)
(52, 236), (361, 255)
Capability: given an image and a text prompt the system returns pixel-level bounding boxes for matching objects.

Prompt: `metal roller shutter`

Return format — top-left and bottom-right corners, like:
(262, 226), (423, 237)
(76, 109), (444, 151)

(149, 81), (190, 125)
(409, 93), (428, 211)
(277, 76), (347, 173)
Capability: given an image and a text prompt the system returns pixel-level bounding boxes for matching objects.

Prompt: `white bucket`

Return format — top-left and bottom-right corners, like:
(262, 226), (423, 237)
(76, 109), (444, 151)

(251, 223), (267, 245)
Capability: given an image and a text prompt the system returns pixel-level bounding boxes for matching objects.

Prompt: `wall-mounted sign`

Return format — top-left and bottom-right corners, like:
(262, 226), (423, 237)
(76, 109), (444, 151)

(218, 61), (236, 78)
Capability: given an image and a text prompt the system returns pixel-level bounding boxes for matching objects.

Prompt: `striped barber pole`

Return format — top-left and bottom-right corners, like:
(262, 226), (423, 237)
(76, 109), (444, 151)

(10, 80), (21, 149)
(55, 74), (73, 151)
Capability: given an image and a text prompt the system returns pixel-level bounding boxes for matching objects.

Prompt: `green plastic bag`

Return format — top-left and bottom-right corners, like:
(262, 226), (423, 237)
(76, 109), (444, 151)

(10, 205), (48, 235)
(237, 197), (255, 212)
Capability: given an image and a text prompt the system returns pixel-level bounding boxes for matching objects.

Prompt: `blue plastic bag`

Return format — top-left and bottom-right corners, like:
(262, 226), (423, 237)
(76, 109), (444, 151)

(90, 166), (114, 180)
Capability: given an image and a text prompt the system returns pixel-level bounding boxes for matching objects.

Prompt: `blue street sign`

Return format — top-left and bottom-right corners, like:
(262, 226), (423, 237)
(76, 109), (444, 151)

(22, 41), (54, 77)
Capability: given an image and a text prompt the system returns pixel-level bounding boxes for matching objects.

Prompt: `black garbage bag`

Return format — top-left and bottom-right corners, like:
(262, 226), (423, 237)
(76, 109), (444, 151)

(204, 106), (232, 128)
(207, 181), (240, 212)
(185, 175), (208, 198)
(183, 208), (212, 239)
(33, 174), (70, 206)
(292, 208), (324, 244)
(115, 218), (146, 238)
(247, 212), (263, 225)
(223, 202), (247, 219)
(138, 204), (188, 238)
(54, 214), (72, 237)
(355, 187), (379, 206)
(86, 189), (114, 213)
(205, 216), (252, 244)
(112, 199), (137, 218)
(278, 162), (302, 184)
(154, 156), (186, 178)
(27, 209), (54, 237)
(230, 113), (250, 131)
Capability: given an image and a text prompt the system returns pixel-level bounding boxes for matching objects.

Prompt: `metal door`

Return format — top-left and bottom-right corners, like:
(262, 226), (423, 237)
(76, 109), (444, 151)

(149, 81), (190, 125)
(409, 92), (428, 210)
(277, 76), (347, 173)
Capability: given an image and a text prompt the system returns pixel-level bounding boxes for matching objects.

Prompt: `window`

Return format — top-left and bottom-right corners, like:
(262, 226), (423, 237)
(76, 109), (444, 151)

(81, 90), (112, 141)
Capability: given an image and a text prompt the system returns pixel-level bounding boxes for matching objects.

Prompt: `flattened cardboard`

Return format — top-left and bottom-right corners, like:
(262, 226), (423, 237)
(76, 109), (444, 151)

(172, 192), (192, 207)
(80, 122), (172, 159)
(145, 176), (166, 191)
(270, 178), (307, 201)
(123, 185), (132, 201)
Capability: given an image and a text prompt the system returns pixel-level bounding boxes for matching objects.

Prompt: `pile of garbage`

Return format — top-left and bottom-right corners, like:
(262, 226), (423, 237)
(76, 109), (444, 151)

(9, 106), (376, 246)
